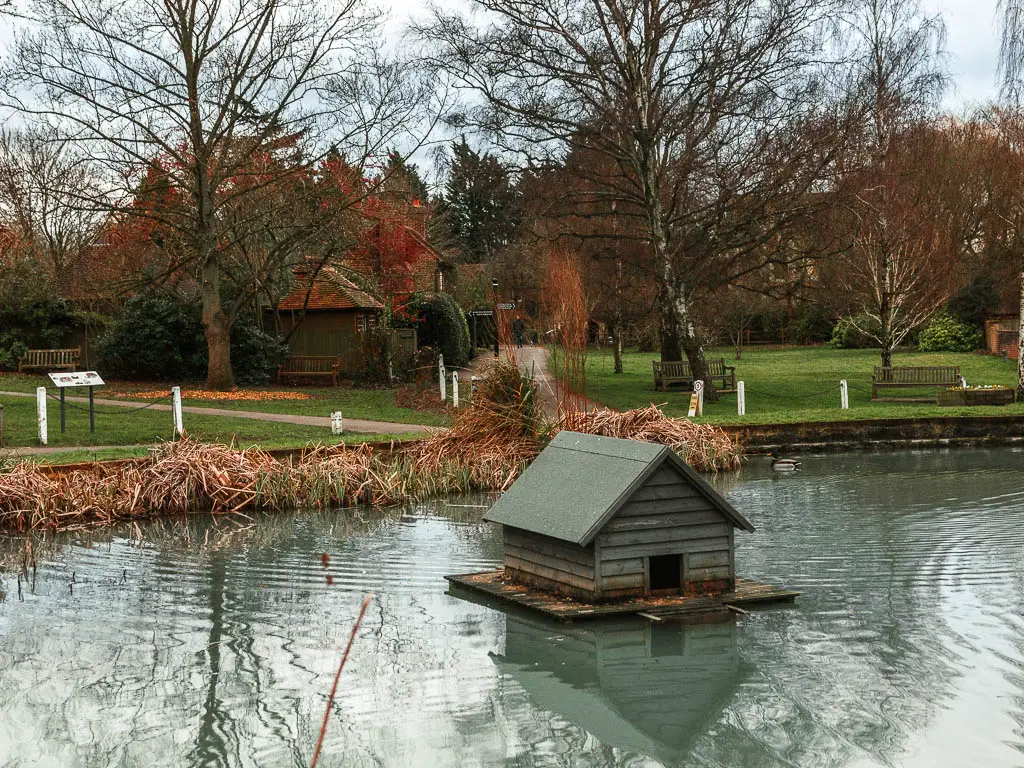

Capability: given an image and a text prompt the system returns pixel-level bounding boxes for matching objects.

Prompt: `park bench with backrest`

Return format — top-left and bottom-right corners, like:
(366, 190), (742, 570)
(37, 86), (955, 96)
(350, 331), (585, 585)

(652, 359), (737, 393)
(276, 355), (342, 386)
(871, 365), (960, 401)
(18, 347), (80, 373)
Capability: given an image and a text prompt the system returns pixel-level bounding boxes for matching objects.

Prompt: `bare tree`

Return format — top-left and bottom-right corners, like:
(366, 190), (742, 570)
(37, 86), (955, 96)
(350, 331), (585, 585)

(829, 0), (949, 366)
(0, 127), (101, 276)
(3, 0), (437, 389)
(418, 0), (853, 389)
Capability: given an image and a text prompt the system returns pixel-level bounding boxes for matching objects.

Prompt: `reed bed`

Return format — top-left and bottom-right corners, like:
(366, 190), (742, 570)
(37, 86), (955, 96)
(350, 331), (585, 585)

(0, 360), (742, 533)
(553, 406), (742, 472)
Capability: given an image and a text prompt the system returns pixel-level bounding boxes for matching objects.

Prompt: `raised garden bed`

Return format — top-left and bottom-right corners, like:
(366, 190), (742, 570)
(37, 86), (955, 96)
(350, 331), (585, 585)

(936, 387), (1016, 407)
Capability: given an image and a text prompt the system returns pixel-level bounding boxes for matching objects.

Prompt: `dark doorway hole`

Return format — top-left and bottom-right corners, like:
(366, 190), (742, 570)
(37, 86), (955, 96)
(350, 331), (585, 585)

(649, 554), (682, 594)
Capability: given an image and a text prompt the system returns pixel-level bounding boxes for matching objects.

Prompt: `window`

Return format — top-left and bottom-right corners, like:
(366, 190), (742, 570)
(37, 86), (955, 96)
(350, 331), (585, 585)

(355, 313), (378, 333)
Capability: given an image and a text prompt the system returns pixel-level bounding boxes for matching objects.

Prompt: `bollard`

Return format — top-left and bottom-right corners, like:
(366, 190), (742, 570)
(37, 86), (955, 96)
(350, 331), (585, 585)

(694, 380), (705, 417)
(330, 411), (344, 435)
(171, 386), (184, 436)
(439, 362), (447, 402)
(737, 381), (745, 416)
(452, 370), (459, 408)
(840, 379), (849, 409)
(36, 386), (47, 446)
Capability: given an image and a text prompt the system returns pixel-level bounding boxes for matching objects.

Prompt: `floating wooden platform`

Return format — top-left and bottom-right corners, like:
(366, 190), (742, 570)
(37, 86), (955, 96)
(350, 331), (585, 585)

(445, 569), (799, 621)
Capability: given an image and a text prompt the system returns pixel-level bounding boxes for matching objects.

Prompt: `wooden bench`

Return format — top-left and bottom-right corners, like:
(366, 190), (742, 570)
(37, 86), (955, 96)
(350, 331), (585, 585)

(871, 366), (961, 401)
(18, 347), (80, 373)
(276, 355), (342, 386)
(652, 359), (737, 393)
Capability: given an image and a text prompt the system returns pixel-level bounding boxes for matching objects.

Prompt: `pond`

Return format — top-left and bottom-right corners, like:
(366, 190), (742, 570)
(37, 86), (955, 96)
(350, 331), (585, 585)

(2, 448), (1024, 767)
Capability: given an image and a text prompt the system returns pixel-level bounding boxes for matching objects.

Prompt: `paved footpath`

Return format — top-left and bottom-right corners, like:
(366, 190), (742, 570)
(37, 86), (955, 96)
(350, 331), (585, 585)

(470, 346), (605, 418)
(0, 389), (433, 446)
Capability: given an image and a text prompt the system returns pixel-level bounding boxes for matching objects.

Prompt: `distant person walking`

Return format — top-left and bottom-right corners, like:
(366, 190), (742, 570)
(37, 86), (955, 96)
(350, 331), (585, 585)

(512, 315), (526, 348)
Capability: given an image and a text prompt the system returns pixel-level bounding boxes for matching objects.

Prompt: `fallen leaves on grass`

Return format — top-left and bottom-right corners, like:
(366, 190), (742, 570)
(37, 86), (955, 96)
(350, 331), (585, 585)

(114, 389), (318, 402)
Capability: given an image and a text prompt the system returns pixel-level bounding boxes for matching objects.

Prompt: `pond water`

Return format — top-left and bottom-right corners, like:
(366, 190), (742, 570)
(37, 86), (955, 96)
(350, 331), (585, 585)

(2, 448), (1024, 767)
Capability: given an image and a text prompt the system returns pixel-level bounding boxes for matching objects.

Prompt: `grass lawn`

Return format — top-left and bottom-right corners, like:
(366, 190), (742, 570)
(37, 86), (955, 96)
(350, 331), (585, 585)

(0, 373), (449, 426)
(554, 346), (1024, 424)
(0, 395), (421, 452)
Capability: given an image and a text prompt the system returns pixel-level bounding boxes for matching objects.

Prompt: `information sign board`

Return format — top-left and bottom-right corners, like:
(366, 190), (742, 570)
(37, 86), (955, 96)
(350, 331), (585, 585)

(48, 371), (105, 388)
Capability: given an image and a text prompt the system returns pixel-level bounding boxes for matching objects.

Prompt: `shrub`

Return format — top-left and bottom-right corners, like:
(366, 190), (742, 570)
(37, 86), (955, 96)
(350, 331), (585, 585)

(229, 318), (289, 385)
(97, 292), (286, 383)
(790, 304), (835, 344)
(947, 275), (1000, 329)
(411, 292), (471, 368)
(0, 334), (29, 371)
(828, 316), (878, 349)
(918, 312), (983, 353)
(0, 268), (76, 370)
(96, 292), (205, 380)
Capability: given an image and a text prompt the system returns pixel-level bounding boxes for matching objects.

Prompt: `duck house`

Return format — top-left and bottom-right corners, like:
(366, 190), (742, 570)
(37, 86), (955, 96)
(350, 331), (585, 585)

(482, 431), (756, 602)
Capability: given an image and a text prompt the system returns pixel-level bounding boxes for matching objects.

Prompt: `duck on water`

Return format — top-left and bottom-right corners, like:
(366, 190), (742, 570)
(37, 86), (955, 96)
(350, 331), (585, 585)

(769, 451), (801, 471)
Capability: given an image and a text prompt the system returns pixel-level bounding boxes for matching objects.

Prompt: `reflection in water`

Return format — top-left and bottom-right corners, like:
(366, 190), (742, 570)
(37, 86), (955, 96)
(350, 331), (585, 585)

(2, 450), (1024, 766)
(492, 612), (745, 766)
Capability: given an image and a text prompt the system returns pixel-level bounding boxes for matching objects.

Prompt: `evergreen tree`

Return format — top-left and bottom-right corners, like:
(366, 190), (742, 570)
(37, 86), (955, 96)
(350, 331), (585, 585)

(441, 137), (519, 263)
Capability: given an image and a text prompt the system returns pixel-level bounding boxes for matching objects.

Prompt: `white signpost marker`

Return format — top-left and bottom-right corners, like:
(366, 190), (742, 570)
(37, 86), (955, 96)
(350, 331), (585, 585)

(840, 379), (849, 409)
(439, 361), (447, 402)
(737, 381), (746, 416)
(330, 411), (344, 435)
(451, 370), (459, 408)
(688, 380), (705, 418)
(171, 386), (184, 436)
(36, 386), (47, 445)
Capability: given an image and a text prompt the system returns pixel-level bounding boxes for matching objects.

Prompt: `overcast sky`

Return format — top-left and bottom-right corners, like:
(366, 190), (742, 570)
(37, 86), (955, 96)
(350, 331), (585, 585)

(391, 0), (1006, 111)
(925, 0), (1002, 109)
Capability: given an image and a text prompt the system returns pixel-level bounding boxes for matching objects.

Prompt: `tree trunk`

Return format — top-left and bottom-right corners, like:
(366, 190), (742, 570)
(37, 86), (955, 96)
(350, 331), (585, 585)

(658, 257), (716, 401)
(613, 255), (623, 374)
(1017, 265), (1024, 401)
(202, 253), (235, 391)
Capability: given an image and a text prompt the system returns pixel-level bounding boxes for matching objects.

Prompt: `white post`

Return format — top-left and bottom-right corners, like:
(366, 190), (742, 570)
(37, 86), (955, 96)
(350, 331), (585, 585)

(960, 376), (967, 388)
(439, 361), (447, 402)
(840, 379), (849, 409)
(737, 381), (746, 416)
(330, 411), (344, 435)
(171, 386), (184, 436)
(36, 386), (47, 446)
(694, 380), (705, 417)
(451, 370), (459, 408)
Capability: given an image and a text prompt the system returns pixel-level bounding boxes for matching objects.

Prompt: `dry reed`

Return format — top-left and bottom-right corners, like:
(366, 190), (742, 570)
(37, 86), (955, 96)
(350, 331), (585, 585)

(0, 361), (742, 533)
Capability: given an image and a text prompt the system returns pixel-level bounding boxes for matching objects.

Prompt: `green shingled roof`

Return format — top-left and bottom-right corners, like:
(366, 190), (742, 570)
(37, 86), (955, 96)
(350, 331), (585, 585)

(483, 431), (753, 546)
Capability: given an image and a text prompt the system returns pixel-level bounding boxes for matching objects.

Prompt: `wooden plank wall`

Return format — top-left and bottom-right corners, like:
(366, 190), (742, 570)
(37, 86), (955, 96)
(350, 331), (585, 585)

(595, 466), (734, 599)
(503, 527), (597, 597)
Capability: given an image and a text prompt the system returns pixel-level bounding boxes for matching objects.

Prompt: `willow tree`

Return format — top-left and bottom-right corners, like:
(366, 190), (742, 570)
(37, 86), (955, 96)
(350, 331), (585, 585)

(3, 0), (435, 389)
(418, 0), (853, 386)
(998, 0), (1024, 395)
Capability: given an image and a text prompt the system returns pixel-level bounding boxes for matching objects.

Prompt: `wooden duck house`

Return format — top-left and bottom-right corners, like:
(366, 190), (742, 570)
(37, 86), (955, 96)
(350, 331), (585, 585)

(482, 431), (756, 602)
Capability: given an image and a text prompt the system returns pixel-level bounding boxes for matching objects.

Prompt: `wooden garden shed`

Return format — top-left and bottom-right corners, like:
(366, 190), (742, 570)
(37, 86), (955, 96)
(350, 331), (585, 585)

(483, 431), (755, 601)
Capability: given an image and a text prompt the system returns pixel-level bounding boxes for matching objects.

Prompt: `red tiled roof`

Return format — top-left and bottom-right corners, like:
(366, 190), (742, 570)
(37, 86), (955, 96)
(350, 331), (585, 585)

(278, 268), (382, 311)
